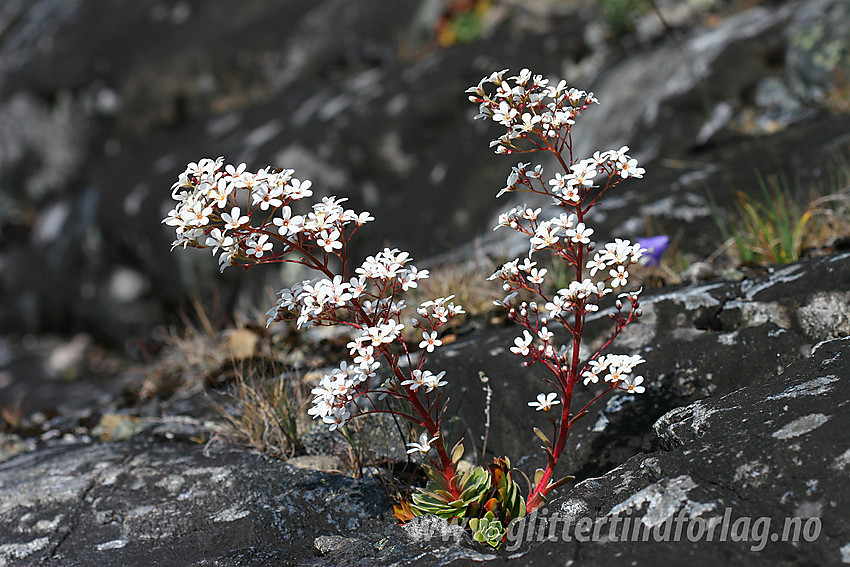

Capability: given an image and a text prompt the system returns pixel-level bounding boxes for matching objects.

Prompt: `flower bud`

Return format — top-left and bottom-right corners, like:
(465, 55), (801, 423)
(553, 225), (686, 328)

(635, 308), (643, 317)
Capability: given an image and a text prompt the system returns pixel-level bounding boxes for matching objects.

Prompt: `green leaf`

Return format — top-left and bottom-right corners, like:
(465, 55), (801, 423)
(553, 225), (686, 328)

(547, 475), (575, 492)
(533, 427), (551, 447)
(534, 468), (545, 485)
(451, 440), (464, 464)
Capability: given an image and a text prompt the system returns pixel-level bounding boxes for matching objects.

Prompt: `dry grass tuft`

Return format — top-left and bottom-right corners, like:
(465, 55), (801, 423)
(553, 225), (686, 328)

(219, 366), (308, 458)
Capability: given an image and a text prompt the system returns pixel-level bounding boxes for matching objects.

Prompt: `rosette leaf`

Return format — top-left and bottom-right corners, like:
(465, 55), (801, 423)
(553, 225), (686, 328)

(408, 464), (492, 519)
(469, 511), (507, 548)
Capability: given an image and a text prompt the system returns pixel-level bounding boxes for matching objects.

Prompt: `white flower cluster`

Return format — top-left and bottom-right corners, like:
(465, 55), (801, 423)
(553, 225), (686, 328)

(581, 354), (646, 394)
(495, 151), (644, 211)
(469, 68), (649, 398)
(271, 253), (454, 430)
(466, 68), (599, 154)
(163, 157), (373, 271)
(490, 239), (643, 316)
(307, 324), (450, 429)
(492, 232), (646, 387)
(166, 158), (464, 435)
(415, 295), (465, 327)
(305, 308), (449, 431)
(307, 361), (369, 430)
(265, 248), (428, 329)
(543, 279), (610, 317)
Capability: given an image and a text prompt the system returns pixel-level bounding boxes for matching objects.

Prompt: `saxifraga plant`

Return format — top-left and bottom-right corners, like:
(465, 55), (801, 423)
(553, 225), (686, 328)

(466, 68), (649, 514)
(164, 66), (651, 548)
(163, 159), (477, 527)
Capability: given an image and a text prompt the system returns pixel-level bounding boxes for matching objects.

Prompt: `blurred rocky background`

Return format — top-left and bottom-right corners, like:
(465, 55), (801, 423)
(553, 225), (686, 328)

(1, 1), (850, 564)
(1, 0), (848, 350)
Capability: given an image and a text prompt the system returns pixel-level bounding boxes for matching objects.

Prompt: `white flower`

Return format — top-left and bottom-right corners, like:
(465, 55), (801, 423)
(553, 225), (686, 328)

(601, 238), (633, 265)
(493, 101), (517, 125)
(273, 206), (304, 236)
(406, 432), (439, 454)
(366, 321), (404, 345)
(610, 145), (630, 163)
(560, 184), (581, 203)
(518, 257), (537, 272)
(315, 230), (343, 253)
(422, 370), (448, 392)
(246, 234), (273, 258)
(187, 201), (214, 227)
(568, 160), (597, 188)
(528, 392), (560, 412)
(582, 356), (608, 385)
(400, 266), (428, 291)
(623, 375), (646, 394)
(205, 228), (234, 254)
(544, 295), (567, 318)
(548, 172), (567, 191)
(355, 211), (374, 226)
(401, 369), (427, 391)
(225, 162), (247, 177)
(530, 223), (560, 250)
(527, 267), (547, 284)
(285, 178), (313, 200)
(518, 112), (540, 132)
(208, 178), (232, 208)
(566, 222), (593, 244)
(586, 253), (608, 277)
(522, 207), (542, 222)
(552, 213), (576, 231)
(325, 408), (350, 431)
(618, 158), (645, 179)
(419, 331), (442, 353)
(510, 330), (534, 356)
(604, 364), (627, 384)
(221, 207), (249, 231)
(609, 265), (629, 288)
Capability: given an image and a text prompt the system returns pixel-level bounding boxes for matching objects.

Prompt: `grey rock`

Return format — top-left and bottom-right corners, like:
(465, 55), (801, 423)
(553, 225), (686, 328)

(313, 534), (362, 556)
(288, 455), (345, 473)
(797, 291), (850, 343)
(0, 435), (391, 566)
(0, 433), (36, 464)
(3, 0), (850, 353)
(786, 0), (850, 102)
(2, 251), (850, 565)
(507, 335), (850, 565)
(680, 262), (717, 284)
(313, 334), (850, 566)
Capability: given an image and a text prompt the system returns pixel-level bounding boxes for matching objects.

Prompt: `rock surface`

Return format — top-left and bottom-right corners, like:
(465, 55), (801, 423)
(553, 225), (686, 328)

(2, 0), (850, 565)
(1, 0), (848, 349)
(1, 251), (849, 566)
(0, 432), (391, 567)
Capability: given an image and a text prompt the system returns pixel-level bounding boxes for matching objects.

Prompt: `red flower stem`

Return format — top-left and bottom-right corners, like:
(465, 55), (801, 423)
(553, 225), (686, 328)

(384, 353), (458, 495)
